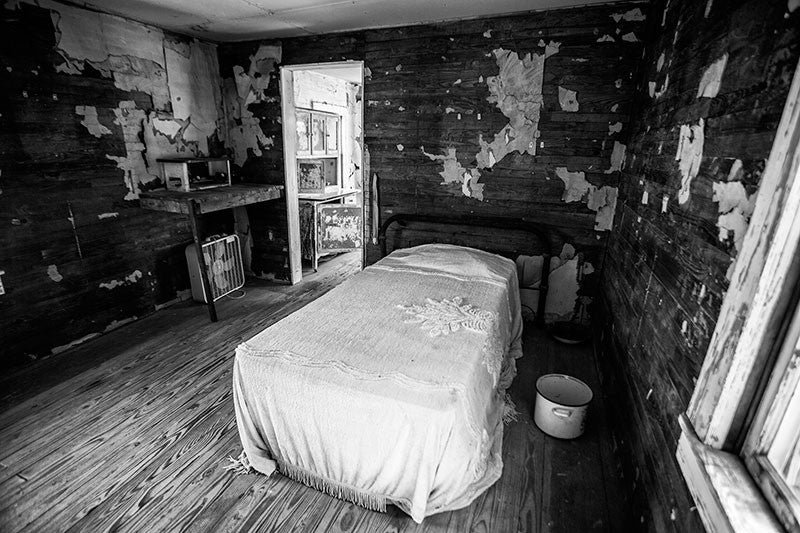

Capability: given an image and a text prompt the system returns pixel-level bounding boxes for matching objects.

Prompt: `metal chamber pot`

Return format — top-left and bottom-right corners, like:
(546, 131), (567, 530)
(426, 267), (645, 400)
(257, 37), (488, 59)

(533, 374), (593, 439)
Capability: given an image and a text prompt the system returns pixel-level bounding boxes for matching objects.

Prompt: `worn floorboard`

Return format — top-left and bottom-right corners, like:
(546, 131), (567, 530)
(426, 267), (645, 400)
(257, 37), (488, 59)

(0, 252), (626, 532)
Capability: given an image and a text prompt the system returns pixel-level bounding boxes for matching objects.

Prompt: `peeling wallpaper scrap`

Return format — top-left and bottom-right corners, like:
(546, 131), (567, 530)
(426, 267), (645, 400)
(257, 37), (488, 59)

(476, 44), (559, 170)
(75, 105), (111, 137)
(421, 147), (484, 201)
(225, 79), (275, 166)
(109, 64), (218, 200)
(425, 42), (559, 201)
(728, 158), (743, 180)
(225, 45), (282, 166)
(713, 180), (750, 214)
(47, 264), (63, 282)
(558, 86), (579, 112)
(697, 54), (728, 98)
(33, 0), (225, 200)
(589, 186), (618, 231)
(235, 44), (282, 106)
(555, 167), (618, 231)
(142, 114), (204, 175)
(610, 8), (646, 22)
(712, 181), (756, 252)
(556, 167), (591, 202)
(151, 117), (182, 140)
(605, 141), (627, 173)
(676, 119), (705, 204)
(107, 101), (156, 200)
(99, 269), (143, 290)
(164, 38), (221, 154)
(559, 243), (576, 261)
(649, 74), (669, 98)
(45, 0), (170, 110)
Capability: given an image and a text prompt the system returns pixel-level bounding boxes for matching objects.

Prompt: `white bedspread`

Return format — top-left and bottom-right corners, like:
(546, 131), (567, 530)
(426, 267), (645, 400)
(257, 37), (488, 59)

(232, 244), (523, 523)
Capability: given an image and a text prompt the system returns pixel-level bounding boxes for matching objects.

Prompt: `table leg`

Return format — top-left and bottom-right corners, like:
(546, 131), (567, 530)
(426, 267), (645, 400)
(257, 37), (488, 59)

(188, 200), (218, 322)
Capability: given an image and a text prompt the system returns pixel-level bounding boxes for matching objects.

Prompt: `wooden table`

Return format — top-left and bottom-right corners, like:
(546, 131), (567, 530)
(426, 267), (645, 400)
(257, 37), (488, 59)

(140, 183), (284, 321)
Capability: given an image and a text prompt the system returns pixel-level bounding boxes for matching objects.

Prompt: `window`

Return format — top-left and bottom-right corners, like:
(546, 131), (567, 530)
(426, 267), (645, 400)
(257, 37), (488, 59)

(743, 299), (800, 531)
(677, 59), (800, 533)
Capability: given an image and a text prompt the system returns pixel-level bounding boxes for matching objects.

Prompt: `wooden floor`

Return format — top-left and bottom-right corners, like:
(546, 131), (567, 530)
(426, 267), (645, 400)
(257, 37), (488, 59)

(0, 252), (626, 532)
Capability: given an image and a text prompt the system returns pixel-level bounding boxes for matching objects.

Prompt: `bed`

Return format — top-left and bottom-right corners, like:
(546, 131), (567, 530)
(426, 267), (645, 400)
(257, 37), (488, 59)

(232, 215), (553, 523)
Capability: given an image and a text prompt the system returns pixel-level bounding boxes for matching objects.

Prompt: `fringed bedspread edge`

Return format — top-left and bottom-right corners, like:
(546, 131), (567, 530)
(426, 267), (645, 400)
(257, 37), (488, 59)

(224, 451), (388, 514)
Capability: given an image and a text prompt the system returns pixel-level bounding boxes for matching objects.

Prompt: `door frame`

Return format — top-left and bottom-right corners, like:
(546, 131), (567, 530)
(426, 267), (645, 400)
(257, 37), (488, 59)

(279, 60), (365, 284)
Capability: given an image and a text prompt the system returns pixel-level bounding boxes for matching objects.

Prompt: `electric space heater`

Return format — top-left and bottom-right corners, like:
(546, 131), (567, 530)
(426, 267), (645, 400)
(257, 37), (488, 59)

(185, 235), (245, 303)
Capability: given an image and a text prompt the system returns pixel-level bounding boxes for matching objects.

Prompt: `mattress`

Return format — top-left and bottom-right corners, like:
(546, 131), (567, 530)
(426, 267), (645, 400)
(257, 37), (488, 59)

(232, 243), (523, 523)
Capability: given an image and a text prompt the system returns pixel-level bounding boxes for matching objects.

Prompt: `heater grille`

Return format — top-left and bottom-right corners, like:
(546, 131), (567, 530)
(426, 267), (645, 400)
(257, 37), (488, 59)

(186, 235), (245, 303)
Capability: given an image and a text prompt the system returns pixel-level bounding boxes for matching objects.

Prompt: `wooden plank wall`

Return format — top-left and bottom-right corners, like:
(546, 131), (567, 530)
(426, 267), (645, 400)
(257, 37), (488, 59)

(217, 43), (292, 279)
(596, 0), (800, 531)
(0, 3), (227, 368)
(217, 2), (647, 281)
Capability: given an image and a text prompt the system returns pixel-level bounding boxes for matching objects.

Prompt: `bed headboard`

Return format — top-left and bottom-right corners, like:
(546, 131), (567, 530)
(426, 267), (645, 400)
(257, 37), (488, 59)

(377, 213), (558, 324)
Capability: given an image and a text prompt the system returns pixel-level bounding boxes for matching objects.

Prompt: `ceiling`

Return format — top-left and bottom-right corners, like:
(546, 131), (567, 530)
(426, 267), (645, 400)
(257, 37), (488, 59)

(75, 0), (621, 42)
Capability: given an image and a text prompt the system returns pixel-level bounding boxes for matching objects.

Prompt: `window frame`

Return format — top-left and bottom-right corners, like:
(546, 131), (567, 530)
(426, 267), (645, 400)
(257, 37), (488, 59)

(742, 295), (800, 532)
(677, 58), (800, 533)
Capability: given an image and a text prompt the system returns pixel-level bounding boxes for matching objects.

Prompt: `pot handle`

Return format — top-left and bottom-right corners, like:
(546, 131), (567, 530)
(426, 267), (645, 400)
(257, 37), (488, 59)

(552, 407), (573, 418)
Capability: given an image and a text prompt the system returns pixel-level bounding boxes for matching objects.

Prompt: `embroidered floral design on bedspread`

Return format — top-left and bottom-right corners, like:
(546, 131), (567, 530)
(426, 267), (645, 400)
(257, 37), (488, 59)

(398, 296), (492, 336)
(398, 297), (504, 386)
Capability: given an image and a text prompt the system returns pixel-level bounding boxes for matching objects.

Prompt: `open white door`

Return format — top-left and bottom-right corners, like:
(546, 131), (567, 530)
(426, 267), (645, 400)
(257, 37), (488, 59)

(279, 67), (303, 284)
(280, 61), (365, 284)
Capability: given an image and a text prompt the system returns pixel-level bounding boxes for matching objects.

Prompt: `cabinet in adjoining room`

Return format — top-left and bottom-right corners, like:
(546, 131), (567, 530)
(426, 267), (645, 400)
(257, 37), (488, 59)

(295, 107), (361, 270)
(299, 190), (362, 271)
(296, 109), (341, 195)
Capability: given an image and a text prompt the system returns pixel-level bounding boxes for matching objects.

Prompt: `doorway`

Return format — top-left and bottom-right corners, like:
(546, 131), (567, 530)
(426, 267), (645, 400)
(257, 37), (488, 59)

(279, 61), (365, 284)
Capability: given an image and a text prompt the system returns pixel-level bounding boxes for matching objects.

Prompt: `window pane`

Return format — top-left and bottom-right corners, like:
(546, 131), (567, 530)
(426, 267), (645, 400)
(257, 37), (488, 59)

(747, 303), (800, 531)
(326, 116), (338, 153)
(296, 111), (310, 153)
(767, 337), (800, 494)
(311, 115), (325, 154)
